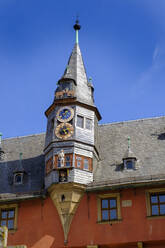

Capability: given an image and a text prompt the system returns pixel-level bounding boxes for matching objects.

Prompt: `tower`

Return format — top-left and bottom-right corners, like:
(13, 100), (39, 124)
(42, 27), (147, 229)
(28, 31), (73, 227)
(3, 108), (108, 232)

(44, 20), (101, 243)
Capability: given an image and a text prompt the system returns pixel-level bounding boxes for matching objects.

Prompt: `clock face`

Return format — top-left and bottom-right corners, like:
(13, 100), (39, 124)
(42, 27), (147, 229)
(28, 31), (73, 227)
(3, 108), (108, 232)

(57, 106), (74, 122)
(55, 123), (74, 140)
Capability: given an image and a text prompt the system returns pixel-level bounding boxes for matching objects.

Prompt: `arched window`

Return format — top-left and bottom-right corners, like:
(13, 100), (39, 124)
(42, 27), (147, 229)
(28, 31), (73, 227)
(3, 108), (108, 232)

(14, 173), (23, 185)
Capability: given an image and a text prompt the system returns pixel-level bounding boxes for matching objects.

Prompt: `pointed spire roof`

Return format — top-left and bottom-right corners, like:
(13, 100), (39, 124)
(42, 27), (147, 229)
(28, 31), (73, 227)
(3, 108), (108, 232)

(62, 43), (87, 84)
(58, 21), (95, 106)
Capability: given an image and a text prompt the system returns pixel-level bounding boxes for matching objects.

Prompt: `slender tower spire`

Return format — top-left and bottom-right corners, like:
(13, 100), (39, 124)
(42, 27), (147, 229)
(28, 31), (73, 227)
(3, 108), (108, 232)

(73, 19), (81, 44)
(53, 18), (98, 107)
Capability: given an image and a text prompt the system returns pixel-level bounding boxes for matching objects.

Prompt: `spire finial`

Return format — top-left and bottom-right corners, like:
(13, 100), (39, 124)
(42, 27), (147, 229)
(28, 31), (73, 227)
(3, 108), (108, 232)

(73, 18), (81, 44)
(89, 77), (92, 82)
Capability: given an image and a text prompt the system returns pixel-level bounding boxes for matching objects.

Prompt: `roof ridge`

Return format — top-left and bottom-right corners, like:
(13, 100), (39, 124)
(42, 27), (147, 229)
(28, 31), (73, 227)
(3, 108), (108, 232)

(99, 115), (165, 127)
(2, 132), (45, 141)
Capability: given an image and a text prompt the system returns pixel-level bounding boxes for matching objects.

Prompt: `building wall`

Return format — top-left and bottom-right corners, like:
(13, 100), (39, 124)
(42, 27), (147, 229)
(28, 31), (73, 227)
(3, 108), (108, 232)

(7, 198), (63, 248)
(7, 186), (165, 248)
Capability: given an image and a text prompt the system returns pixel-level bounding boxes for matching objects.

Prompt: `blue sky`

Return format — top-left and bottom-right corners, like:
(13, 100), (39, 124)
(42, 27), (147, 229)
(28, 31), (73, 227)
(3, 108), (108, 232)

(0, 0), (165, 138)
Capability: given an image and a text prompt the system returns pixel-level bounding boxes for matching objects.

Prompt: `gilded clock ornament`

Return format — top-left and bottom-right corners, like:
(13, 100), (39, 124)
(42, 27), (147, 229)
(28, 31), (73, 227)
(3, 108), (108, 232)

(55, 123), (74, 140)
(57, 106), (74, 122)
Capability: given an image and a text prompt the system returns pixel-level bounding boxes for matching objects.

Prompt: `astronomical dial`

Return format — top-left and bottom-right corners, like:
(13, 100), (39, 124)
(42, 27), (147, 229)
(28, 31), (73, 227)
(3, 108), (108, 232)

(55, 123), (74, 140)
(57, 106), (74, 123)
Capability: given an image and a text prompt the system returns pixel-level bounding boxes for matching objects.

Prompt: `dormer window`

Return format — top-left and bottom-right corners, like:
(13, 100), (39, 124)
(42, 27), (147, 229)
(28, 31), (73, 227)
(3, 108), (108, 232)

(123, 159), (135, 170)
(14, 173), (23, 185)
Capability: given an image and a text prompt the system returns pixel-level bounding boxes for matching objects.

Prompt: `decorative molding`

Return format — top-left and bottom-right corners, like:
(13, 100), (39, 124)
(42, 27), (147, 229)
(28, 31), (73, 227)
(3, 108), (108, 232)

(45, 100), (101, 121)
(48, 182), (86, 243)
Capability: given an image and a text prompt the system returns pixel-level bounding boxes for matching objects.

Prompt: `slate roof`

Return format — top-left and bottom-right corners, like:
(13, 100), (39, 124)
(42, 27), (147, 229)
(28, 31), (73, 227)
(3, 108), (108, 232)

(0, 133), (45, 197)
(1, 116), (165, 196)
(91, 116), (165, 190)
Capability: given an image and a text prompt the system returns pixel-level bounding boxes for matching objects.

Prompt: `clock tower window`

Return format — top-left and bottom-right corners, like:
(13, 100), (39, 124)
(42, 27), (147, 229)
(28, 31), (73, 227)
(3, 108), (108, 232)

(84, 159), (89, 170)
(77, 115), (84, 128)
(75, 155), (92, 171)
(65, 155), (72, 167)
(76, 115), (93, 130)
(76, 156), (82, 168)
(85, 118), (92, 130)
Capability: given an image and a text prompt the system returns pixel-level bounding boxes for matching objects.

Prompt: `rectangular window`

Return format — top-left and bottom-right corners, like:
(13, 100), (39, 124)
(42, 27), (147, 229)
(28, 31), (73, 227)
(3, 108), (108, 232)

(97, 193), (121, 223)
(150, 193), (165, 216)
(146, 188), (165, 218)
(77, 115), (84, 128)
(57, 157), (61, 168)
(84, 158), (89, 170)
(65, 155), (72, 167)
(75, 155), (92, 171)
(85, 118), (92, 130)
(101, 198), (117, 221)
(76, 156), (82, 168)
(0, 204), (18, 231)
(126, 160), (134, 170)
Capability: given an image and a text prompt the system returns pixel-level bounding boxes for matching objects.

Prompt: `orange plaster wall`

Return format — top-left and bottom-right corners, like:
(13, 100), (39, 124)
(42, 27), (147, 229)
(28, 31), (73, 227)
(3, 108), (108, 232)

(7, 197), (63, 248)
(7, 186), (165, 248)
(68, 187), (165, 247)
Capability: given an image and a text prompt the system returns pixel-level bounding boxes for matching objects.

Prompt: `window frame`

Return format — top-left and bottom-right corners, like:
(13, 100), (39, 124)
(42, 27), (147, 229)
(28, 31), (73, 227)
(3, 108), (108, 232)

(76, 115), (84, 128)
(85, 118), (92, 130)
(146, 188), (165, 219)
(97, 193), (122, 224)
(75, 154), (92, 171)
(76, 156), (82, 169)
(84, 158), (89, 171)
(76, 115), (93, 131)
(101, 197), (118, 221)
(14, 173), (24, 185)
(0, 204), (18, 232)
(123, 158), (135, 170)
